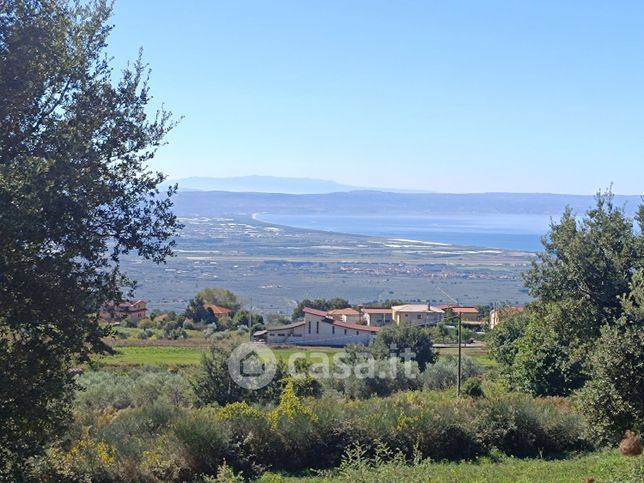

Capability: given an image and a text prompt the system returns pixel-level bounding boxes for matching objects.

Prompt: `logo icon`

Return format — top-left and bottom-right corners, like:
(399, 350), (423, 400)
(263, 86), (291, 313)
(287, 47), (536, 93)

(228, 343), (278, 390)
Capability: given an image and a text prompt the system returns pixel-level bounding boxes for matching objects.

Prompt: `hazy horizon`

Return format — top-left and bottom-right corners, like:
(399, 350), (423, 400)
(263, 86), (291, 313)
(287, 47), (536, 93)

(108, 1), (644, 195)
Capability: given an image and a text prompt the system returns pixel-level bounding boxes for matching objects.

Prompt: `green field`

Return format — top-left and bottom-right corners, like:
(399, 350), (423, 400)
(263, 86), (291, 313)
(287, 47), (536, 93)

(96, 342), (489, 368)
(95, 346), (206, 366)
(260, 450), (643, 483)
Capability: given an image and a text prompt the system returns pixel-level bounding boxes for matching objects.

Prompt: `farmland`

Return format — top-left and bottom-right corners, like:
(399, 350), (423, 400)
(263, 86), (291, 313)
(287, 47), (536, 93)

(121, 215), (535, 315)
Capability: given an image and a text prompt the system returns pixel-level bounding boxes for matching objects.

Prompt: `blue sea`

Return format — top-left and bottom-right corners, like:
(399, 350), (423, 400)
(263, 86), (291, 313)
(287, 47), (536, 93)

(256, 213), (559, 252)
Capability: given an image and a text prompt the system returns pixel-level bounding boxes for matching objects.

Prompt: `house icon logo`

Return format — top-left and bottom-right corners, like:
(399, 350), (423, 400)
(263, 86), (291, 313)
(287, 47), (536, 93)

(228, 343), (278, 390)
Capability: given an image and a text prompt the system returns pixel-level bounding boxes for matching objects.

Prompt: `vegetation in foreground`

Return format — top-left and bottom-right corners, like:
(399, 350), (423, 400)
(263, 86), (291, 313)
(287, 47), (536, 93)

(260, 449), (643, 483)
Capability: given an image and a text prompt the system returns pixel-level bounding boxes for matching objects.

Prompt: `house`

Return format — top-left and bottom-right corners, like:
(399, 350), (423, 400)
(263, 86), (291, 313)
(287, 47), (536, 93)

(361, 307), (394, 326)
(265, 307), (380, 347)
(327, 307), (361, 323)
(438, 304), (480, 322)
(391, 304), (444, 326)
(204, 304), (233, 318)
(489, 306), (526, 329)
(99, 300), (147, 322)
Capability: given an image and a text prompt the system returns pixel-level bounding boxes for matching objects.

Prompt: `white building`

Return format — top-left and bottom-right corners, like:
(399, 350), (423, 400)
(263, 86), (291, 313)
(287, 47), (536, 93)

(266, 307), (379, 346)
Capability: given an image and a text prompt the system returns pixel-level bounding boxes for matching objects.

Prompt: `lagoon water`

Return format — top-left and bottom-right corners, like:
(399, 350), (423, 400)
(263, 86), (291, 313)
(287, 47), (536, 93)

(256, 213), (559, 252)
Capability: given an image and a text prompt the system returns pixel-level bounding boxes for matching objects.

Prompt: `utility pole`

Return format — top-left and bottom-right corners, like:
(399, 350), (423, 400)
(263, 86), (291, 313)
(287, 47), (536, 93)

(457, 309), (462, 398)
(249, 297), (253, 342)
(438, 286), (463, 399)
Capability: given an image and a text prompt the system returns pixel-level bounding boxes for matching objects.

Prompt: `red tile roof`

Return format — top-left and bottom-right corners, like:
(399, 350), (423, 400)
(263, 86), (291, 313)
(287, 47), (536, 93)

(204, 304), (233, 316)
(451, 307), (479, 314)
(362, 308), (392, 314)
(303, 307), (329, 317)
(328, 307), (361, 316)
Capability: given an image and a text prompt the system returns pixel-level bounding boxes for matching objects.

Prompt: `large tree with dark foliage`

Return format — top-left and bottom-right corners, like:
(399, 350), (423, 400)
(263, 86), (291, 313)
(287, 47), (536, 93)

(0, 0), (179, 476)
(495, 191), (644, 397)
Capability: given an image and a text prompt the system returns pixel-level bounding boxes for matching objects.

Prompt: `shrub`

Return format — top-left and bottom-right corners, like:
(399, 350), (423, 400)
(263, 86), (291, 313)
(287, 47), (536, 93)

(579, 318), (644, 446)
(422, 354), (483, 391)
(462, 377), (484, 398)
(182, 319), (195, 330)
(75, 368), (192, 411)
(327, 359), (421, 399)
(137, 318), (154, 329)
(192, 340), (287, 406)
(172, 408), (228, 477)
(474, 394), (588, 457)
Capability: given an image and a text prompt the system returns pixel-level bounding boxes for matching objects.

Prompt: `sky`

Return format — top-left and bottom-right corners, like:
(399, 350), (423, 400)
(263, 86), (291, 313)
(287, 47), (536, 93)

(107, 1), (644, 194)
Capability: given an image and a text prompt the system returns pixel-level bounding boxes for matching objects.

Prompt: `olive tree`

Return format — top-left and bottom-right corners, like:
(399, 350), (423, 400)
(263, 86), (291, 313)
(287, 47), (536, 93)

(0, 0), (180, 475)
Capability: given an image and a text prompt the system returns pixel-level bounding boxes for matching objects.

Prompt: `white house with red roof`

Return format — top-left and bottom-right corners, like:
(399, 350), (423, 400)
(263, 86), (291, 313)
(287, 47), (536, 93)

(265, 307), (379, 346)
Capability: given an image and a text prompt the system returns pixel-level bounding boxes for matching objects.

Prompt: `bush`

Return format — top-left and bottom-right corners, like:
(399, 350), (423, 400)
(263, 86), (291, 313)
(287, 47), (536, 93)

(422, 354), (483, 391)
(137, 328), (154, 340)
(171, 408), (228, 477)
(462, 377), (484, 399)
(327, 359), (421, 399)
(474, 394), (588, 457)
(578, 319), (644, 446)
(182, 319), (195, 330)
(137, 318), (154, 329)
(75, 368), (192, 411)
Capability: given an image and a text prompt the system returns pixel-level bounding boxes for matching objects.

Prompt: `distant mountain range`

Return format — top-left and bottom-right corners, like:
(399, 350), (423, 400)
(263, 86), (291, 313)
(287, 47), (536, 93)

(171, 190), (642, 218)
(163, 175), (431, 194)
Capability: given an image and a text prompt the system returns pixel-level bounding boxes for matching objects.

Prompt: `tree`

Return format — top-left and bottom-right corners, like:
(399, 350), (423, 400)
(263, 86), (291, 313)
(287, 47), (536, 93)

(437, 322), (449, 344)
(514, 191), (644, 394)
(232, 310), (263, 328)
(292, 298), (350, 319)
(0, 1), (179, 476)
(185, 295), (218, 325)
(524, 191), (642, 345)
(372, 324), (436, 370)
(487, 309), (529, 371)
(580, 271), (644, 445)
(511, 318), (585, 396)
(197, 287), (241, 311)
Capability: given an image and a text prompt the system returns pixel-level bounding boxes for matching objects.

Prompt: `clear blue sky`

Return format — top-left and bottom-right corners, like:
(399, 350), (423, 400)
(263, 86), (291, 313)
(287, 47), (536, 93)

(107, 1), (644, 194)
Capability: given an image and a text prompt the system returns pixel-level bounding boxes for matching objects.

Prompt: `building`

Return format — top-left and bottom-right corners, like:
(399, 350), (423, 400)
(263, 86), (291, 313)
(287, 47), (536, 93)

(99, 300), (147, 323)
(361, 307), (394, 326)
(438, 304), (480, 322)
(265, 307), (379, 346)
(489, 306), (526, 329)
(327, 307), (361, 323)
(391, 304), (444, 326)
(204, 304), (233, 318)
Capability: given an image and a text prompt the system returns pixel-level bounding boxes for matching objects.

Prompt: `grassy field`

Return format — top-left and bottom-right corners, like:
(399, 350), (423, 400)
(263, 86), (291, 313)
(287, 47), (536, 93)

(259, 450), (643, 483)
(95, 342), (490, 368)
(437, 346), (497, 366)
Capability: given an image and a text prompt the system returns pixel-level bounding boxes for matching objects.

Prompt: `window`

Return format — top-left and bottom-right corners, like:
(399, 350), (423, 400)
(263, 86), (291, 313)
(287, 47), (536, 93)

(417, 314), (422, 320)
(344, 329), (347, 335)
(316, 321), (319, 334)
(332, 326), (335, 334)
(356, 331), (359, 335)
(308, 321), (311, 333)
